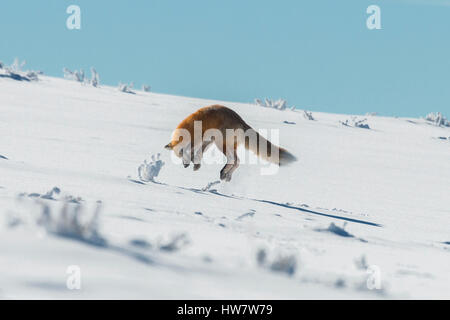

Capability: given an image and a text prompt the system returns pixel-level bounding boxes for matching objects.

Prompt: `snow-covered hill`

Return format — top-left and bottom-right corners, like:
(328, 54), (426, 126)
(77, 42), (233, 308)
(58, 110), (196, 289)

(0, 75), (449, 299)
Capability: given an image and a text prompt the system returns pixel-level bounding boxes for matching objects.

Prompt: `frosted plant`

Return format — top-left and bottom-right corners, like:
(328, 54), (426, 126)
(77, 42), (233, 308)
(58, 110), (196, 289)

(340, 117), (370, 129)
(1, 58), (40, 81)
(353, 117), (370, 129)
(270, 254), (297, 276)
(138, 153), (165, 182)
(425, 112), (449, 127)
(340, 119), (350, 127)
(256, 248), (297, 276)
(254, 98), (264, 106)
(159, 233), (190, 252)
(76, 69), (85, 82)
(40, 186), (61, 200)
(90, 67), (99, 87)
(63, 67), (73, 79)
(63, 68), (85, 82)
(10, 188), (105, 246)
(48, 199), (104, 245)
(118, 82), (135, 94)
(255, 98), (291, 110)
(25, 71), (39, 81)
(9, 58), (25, 72)
(302, 110), (315, 120)
(202, 180), (221, 191)
(355, 255), (369, 270)
(276, 99), (287, 110)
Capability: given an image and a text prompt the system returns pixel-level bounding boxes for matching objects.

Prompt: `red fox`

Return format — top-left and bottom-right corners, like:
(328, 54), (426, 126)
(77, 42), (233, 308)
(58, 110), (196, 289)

(165, 105), (296, 181)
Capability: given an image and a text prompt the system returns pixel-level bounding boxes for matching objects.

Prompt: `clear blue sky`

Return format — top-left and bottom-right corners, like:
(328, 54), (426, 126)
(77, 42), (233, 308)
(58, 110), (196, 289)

(1, 0), (450, 117)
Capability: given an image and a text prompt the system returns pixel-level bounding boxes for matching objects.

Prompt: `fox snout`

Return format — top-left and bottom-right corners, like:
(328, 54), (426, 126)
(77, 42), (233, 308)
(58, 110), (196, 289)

(165, 141), (186, 161)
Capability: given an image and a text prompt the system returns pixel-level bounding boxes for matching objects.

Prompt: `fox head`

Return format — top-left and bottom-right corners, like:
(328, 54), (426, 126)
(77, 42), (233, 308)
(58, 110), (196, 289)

(165, 128), (193, 169)
(164, 140), (185, 159)
(165, 139), (191, 168)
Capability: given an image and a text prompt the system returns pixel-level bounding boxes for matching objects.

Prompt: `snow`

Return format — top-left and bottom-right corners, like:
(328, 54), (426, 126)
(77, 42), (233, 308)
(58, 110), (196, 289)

(0, 75), (449, 299)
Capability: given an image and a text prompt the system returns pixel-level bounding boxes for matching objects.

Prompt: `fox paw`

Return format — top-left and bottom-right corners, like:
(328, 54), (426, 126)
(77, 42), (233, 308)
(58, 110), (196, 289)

(193, 164), (201, 171)
(220, 171), (232, 182)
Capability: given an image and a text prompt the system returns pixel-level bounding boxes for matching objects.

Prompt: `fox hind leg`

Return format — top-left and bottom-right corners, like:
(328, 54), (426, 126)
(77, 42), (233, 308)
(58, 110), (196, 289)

(219, 141), (239, 182)
(224, 154), (239, 182)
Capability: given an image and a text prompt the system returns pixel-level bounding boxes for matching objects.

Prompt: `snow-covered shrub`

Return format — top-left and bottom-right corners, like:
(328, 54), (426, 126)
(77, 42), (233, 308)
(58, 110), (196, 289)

(118, 82), (135, 94)
(340, 117), (370, 129)
(8, 187), (106, 246)
(341, 119), (352, 127)
(425, 112), (450, 127)
(202, 180), (221, 191)
(353, 118), (370, 129)
(90, 67), (100, 87)
(63, 67), (100, 87)
(9, 57), (25, 72)
(138, 153), (165, 182)
(270, 254), (297, 276)
(302, 110), (315, 120)
(63, 67), (85, 82)
(0, 58), (40, 82)
(142, 84), (151, 92)
(25, 71), (40, 81)
(254, 98), (292, 111)
(354, 255), (369, 270)
(256, 248), (297, 276)
(158, 233), (190, 252)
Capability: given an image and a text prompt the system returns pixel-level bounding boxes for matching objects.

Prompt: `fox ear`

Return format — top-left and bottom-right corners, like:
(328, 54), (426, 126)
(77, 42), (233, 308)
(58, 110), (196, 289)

(164, 142), (173, 150)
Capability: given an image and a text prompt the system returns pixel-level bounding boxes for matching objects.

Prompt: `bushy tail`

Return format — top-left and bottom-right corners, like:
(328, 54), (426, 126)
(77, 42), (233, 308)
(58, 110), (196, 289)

(278, 147), (298, 166)
(244, 128), (297, 166)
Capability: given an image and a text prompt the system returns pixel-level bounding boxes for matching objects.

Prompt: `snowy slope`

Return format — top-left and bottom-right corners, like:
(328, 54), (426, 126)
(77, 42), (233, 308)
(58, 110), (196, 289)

(0, 75), (449, 299)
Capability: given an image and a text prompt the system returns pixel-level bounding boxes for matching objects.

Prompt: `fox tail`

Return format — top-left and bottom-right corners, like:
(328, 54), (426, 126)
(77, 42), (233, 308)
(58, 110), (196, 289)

(243, 128), (297, 166)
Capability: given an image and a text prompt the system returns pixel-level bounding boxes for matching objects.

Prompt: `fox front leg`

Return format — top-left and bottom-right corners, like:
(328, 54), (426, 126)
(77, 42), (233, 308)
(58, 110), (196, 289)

(191, 140), (213, 171)
(182, 148), (191, 168)
(192, 151), (201, 171)
(189, 146), (200, 171)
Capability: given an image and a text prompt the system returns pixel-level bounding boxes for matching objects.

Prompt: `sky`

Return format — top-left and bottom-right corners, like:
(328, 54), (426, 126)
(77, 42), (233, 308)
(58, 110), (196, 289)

(1, 0), (450, 117)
